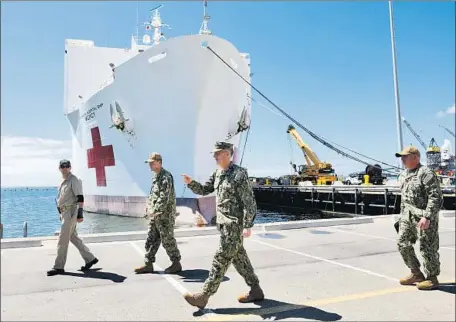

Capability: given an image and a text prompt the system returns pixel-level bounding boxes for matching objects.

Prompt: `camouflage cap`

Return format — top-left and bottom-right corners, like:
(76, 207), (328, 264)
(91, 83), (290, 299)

(59, 159), (71, 167)
(145, 152), (162, 163)
(395, 146), (421, 158)
(212, 141), (233, 153)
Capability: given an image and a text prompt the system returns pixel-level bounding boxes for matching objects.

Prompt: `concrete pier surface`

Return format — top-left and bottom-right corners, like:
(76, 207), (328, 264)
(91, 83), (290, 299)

(1, 215), (455, 321)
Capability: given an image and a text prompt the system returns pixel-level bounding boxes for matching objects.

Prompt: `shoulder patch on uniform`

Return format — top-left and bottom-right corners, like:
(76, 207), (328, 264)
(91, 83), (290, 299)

(421, 169), (437, 185)
(234, 168), (248, 183)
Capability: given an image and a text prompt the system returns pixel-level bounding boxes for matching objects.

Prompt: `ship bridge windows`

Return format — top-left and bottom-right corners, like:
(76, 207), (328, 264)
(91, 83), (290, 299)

(148, 51), (167, 64)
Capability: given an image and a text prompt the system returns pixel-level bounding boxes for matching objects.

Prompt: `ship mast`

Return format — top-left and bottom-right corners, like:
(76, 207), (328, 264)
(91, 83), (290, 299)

(142, 4), (171, 46)
(199, 0), (212, 35)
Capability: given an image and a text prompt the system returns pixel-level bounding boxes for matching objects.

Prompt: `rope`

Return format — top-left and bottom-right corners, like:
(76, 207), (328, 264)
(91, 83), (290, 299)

(239, 125), (251, 167)
(206, 45), (401, 173)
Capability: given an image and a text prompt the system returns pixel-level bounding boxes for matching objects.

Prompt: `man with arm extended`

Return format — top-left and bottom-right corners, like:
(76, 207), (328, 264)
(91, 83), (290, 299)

(47, 160), (98, 276)
(134, 152), (182, 274)
(395, 146), (443, 290)
(181, 141), (264, 309)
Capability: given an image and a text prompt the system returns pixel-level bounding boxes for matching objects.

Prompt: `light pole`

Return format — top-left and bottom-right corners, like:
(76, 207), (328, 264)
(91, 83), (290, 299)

(388, 0), (404, 168)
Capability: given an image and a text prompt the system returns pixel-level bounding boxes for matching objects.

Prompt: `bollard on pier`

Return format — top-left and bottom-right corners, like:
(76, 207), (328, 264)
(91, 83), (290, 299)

(23, 221), (28, 238)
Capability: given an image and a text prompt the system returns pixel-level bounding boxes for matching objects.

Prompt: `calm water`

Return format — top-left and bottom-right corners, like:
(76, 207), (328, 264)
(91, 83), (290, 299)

(0, 187), (319, 239)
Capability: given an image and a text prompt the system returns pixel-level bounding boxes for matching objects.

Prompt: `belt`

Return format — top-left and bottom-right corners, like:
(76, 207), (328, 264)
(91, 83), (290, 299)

(60, 204), (77, 211)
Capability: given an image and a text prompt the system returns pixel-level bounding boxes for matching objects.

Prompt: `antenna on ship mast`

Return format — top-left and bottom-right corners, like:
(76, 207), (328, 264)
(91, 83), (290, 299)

(142, 4), (171, 46)
(199, 0), (212, 35)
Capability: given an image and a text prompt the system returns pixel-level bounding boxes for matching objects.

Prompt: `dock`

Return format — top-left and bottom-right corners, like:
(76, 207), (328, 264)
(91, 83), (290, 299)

(253, 185), (456, 216)
(1, 213), (455, 321)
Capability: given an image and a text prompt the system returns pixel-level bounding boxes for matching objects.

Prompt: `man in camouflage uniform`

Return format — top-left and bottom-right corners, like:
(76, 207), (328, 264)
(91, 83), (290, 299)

(181, 141), (264, 309)
(134, 152), (182, 274)
(395, 146), (443, 290)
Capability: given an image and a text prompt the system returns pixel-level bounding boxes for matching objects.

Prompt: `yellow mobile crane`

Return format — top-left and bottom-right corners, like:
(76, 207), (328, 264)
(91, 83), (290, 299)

(286, 124), (336, 185)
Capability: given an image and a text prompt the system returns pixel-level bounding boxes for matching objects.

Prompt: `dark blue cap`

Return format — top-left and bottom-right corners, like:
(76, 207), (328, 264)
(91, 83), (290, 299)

(59, 159), (71, 167)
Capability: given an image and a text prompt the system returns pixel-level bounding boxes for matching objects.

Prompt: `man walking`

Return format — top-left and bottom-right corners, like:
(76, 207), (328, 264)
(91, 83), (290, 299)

(181, 141), (264, 309)
(47, 160), (98, 276)
(395, 146), (443, 290)
(134, 153), (182, 274)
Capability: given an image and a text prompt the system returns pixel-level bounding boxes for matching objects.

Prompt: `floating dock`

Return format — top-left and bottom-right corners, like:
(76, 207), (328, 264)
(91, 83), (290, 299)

(1, 214), (455, 321)
(253, 185), (456, 216)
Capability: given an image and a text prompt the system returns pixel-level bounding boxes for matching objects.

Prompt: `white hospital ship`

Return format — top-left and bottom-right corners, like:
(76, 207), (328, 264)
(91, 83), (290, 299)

(63, 2), (252, 224)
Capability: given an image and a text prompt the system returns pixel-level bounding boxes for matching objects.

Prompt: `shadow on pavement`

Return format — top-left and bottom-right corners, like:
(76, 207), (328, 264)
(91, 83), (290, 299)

(439, 282), (455, 295)
(256, 233), (286, 239)
(61, 268), (127, 283)
(177, 269), (230, 283)
(194, 299), (342, 321)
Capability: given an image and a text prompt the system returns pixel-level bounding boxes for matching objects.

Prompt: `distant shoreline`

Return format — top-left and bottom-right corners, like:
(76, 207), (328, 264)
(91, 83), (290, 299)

(1, 186), (58, 189)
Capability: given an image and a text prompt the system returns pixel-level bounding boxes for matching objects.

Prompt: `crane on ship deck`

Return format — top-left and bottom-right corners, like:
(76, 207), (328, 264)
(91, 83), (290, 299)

(286, 124), (336, 185)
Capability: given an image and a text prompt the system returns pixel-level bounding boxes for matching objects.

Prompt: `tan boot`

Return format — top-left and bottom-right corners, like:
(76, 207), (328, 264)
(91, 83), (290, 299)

(183, 292), (210, 309)
(417, 276), (439, 290)
(238, 285), (265, 303)
(164, 261), (182, 274)
(134, 263), (154, 274)
(399, 269), (425, 285)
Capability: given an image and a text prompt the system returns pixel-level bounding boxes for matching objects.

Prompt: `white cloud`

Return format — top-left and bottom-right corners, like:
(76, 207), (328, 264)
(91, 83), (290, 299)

(437, 104), (455, 118)
(1, 136), (72, 187)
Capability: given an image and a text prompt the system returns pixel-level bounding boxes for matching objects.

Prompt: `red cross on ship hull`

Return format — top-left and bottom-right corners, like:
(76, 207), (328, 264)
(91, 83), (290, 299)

(87, 127), (115, 187)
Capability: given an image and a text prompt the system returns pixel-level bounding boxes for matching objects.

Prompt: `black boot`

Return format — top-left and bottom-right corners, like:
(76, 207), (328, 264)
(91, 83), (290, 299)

(47, 268), (64, 276)
(81, 258), (99, 271)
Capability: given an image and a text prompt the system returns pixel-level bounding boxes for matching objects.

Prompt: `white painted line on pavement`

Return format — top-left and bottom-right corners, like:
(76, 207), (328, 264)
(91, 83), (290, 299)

(323, 227), (456, 251)
(253, 239), (399, 283)
(130, 241), (217, 317)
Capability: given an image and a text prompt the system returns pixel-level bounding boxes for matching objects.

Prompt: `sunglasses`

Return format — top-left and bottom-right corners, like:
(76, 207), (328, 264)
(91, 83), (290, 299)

(60, 165), (70, 169)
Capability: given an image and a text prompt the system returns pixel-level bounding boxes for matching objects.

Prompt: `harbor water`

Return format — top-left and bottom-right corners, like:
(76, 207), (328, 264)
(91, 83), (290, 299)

(0, 187), (319, 239)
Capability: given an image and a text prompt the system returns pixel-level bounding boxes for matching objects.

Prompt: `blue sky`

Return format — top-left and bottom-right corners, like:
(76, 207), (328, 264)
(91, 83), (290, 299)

(1, 1), (455, 186)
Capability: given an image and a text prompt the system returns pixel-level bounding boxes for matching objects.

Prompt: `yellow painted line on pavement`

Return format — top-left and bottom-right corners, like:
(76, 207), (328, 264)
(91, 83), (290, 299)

(201, 282), (455, 321)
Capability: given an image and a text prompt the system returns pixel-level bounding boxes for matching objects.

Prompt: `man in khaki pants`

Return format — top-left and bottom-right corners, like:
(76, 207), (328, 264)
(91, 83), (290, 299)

(47, 160), (98, 276)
